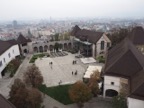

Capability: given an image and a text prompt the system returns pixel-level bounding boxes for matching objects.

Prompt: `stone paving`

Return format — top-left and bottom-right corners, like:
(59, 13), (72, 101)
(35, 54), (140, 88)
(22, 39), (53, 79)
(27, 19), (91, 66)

(0, 54), (32, 98)
(0, 52), (111, 108)
(35, 53), (86, 87)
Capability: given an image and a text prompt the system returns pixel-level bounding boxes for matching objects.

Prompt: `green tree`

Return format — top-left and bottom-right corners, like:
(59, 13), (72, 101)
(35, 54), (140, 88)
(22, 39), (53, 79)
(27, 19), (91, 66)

(54, 43), (60, 52)
(112, 95), (127, 108)
(6, 59), (21, 77)
(69, 81), (92, 108)
(54, 33), (59, 41)
(109, 28), (130, 46)
(24, 65), (43, 88)
(63, 32), (70, 40)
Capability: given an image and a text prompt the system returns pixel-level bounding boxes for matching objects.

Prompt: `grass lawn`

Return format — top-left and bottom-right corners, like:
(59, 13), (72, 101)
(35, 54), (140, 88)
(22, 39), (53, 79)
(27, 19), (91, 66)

(29, 53), (49, 63)
(39, 84), (73, 105)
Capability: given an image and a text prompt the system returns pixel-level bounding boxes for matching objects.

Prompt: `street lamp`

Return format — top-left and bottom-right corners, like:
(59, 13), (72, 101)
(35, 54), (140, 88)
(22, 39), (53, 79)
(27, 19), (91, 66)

(87, 39), (89, 57)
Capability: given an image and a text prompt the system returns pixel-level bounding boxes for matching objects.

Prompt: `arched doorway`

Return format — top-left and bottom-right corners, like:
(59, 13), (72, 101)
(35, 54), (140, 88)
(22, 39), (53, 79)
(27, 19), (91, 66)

(49, 45), (54, 51)
(105, 89), (118, 97)
(33, 47), (38, 53)
(68, 43), (72, 49)
(39, 46), (43, 52)
(59, 43), (63, 50)
(64, 43), (68, 50)
(1, 70), (5, 77)
(23, 49), (28, 53)
(44, 45), (48, 52)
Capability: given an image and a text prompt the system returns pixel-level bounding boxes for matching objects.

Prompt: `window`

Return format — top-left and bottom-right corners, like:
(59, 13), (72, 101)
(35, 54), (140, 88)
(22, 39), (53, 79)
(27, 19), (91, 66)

(0, 61), (2, 67)
(3, 58), (5, 62)
(107, 43), (110, 48)
(8, 53), (11, 58)
(111, 82), (114, 85)
(22, 43), (27, 46)
(101, 41), (105, 50)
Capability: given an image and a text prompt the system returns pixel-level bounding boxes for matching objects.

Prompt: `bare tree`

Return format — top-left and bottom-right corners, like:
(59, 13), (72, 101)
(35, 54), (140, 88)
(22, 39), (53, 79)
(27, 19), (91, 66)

(24, 64), (43, 88)
(9, 78), (43, 108)
(27, 88), (43, 108)
(9, 78), (28, 108)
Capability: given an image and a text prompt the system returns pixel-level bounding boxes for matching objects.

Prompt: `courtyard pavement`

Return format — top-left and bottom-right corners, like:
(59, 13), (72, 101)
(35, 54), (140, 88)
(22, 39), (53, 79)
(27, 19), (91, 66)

(35, 52), (104, 87)
(35, 53), (87, 87)
(0, 54), (32, 98)
(0, 52), (110, 108)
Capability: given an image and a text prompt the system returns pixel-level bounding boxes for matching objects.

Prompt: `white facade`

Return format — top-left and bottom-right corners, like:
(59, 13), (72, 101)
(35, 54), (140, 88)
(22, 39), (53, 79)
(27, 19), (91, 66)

(95, 34), (111, 57)
(20, 42), (32, 55)
(128, 98), (144, 108)
(103, 75), (121, 97)
(0, 44), (20, 78)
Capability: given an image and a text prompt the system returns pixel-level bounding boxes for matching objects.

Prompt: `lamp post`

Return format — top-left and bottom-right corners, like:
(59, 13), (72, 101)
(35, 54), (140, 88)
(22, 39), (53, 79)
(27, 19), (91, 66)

(87, 39), (89, 57)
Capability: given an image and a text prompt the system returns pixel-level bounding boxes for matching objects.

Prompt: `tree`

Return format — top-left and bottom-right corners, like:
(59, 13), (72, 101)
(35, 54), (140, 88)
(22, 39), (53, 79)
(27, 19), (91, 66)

(87, 70), (100, 96)
(54, 43), (60, 52)
(6, 59), (21, 77)
(24, 65), (43, 88)
(27, 88), (43, 108)
(9, 79), (29, 108)
(112, 95), (127, 108)
(54, 33), (59, 41)
(108, 28), (130, 46)
(9, 79), (43, 108)
(69, 81), (92, 108)
(63, 32), (70, 40)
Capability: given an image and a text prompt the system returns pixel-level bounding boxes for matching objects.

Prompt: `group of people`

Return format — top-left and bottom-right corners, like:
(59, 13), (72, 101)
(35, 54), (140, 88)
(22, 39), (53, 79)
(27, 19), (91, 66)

(72, 60), (77, 65)
(72, 70), (78, 75)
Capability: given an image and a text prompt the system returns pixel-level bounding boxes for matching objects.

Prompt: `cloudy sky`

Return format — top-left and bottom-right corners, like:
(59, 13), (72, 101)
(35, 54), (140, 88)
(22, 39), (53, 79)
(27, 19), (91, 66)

(0, 0), (144, 20)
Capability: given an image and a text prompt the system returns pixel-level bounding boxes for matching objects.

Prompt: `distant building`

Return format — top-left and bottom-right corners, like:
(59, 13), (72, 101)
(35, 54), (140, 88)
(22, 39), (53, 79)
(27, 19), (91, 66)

(17, 34), (32, 55)
(12, 20), (18, 28)
(71, 25), (111, 58)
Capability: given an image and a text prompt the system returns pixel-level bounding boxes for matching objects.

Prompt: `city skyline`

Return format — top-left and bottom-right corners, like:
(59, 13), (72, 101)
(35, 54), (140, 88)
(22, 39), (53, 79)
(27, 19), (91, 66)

(0, 0), (144, 21)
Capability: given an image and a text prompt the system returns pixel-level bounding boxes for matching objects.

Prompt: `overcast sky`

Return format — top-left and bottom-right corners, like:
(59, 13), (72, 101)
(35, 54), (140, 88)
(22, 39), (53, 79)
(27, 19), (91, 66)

(0, 0), (144, 20)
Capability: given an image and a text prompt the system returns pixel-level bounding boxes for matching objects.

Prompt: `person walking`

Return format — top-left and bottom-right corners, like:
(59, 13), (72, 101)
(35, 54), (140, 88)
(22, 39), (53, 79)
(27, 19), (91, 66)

(72, 71), (73, 75)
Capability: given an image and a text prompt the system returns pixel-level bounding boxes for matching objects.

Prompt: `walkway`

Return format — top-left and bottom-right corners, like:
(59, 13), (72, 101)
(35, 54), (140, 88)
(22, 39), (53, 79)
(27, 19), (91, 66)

(0, 52), (110, 108)
(42, 95), (112, 108)
(0, 54), (32, 98)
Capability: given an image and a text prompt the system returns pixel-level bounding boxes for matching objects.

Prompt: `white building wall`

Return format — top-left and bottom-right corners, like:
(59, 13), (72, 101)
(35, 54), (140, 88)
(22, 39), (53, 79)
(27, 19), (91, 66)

(103, 75), (121, 97)
(128, 98), (144, 108)
(92, 44), (96, 58)
(96, 34), (111, 57)
(0, 44), (20, 78)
